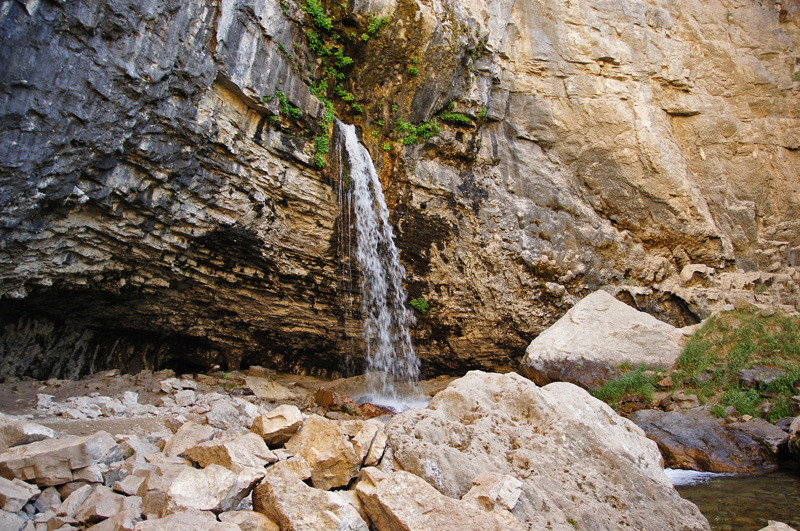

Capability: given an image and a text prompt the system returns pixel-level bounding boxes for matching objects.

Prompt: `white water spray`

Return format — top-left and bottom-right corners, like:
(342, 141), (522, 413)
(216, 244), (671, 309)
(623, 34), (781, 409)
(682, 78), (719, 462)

(336, 121), (422, 408)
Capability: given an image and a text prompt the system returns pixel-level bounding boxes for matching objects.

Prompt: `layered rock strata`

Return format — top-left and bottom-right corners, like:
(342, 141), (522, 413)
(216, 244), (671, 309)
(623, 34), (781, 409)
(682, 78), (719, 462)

(0, 0), (798, 376)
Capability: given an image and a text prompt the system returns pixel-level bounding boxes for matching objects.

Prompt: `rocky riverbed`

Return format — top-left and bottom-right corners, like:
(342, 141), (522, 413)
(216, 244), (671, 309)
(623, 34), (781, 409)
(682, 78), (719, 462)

(0, 368), (719, 531)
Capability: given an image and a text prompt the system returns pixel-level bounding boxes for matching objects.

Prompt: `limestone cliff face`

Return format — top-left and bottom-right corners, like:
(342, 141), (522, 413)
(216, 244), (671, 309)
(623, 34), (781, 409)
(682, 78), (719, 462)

(0, 0), (797, 378)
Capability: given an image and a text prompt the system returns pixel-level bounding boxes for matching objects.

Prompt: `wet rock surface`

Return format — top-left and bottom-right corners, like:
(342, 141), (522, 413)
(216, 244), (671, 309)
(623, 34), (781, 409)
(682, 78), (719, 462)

(629, 408), (789, 474)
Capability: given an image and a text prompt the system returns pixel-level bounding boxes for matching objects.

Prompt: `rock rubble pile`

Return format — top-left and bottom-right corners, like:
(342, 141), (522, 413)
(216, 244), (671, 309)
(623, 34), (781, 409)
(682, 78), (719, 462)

(0, 370), (720, 531)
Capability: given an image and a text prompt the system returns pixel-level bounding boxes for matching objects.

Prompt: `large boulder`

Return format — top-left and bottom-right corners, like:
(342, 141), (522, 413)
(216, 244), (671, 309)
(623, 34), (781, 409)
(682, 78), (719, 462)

(520, 290), (690, 389)
(628, 408), (789, 473)
(355, 467), (525, 531)
(382, 371), (709, 531)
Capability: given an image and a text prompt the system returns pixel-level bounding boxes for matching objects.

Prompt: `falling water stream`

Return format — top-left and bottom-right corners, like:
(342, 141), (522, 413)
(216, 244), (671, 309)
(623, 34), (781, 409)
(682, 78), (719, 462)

(336, 121), (425, 410)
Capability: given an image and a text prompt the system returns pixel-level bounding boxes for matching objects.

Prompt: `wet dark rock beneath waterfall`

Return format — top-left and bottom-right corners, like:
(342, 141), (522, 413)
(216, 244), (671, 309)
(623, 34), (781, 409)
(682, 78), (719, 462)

(628, 408), (789, 474)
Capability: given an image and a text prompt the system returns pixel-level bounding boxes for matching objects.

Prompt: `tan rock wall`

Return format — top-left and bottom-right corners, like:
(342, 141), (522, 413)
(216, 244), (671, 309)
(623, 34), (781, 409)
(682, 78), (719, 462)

(0, 0), (797, 376)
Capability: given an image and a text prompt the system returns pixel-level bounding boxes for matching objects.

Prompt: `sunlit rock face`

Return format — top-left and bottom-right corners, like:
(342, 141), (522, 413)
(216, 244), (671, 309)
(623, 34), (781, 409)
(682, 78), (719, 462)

(0, 0), (798, 378)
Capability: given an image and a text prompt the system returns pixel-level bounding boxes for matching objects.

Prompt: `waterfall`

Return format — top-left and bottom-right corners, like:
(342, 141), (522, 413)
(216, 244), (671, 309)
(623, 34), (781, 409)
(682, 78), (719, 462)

(335, 121), (422, 407)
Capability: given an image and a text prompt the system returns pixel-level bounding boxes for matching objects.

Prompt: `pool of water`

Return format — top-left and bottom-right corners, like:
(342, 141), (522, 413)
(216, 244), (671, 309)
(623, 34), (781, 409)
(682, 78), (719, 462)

(674, 464), (800, 531)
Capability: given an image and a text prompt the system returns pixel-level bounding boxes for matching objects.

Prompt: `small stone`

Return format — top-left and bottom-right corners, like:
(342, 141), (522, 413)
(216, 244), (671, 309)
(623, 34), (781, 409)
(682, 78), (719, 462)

(253, 462), (367, 531)
(113, 476), (144, 497)
(36, 395), (55, 410)
(218, 510), (279, 531)
(56, 485), (94, 518)
(159, 379), (181, 394)
(656, 375), (674, 389)
(0, 476), (40, 512)
(0, 508), (26, 531)
(132, 509), (239, 531)
(122, 392), (139, 406)
(672, 392), (700, 409)
(74, 486), (129, 523)
(58, 482), (92, 500)
(0, 413), (56, 453)
(34, 487), (61, 513)
(245, 378), (294, 402)
(47, 514), (79, 530)
(0, 432), (121, 487)
(83, 506), (141, 531)
(72, 465), (103, 484)
(355, 468), (524, 531)
(162, 422), (216, 458)
(165, 464), (243, 514)
(284, 415), (361, 490)
(178, 380), (197, 391)
(184, 433), (277, 473)
(251, 405), (304, 446)
(174, 391), (196, 408)
(206, 401), (243, 432)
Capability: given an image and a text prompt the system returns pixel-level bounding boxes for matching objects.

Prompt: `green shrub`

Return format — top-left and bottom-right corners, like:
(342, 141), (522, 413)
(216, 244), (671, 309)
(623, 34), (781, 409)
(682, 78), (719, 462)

(302, 0), (333, 31)
(381, 142), (392, 151)
(439, 112), (472, 125)
(275, 90), (302, 119)
(334, 49), (353, 68)
(367, 15), (389, 35)
(395, 119), (440, 145)
(408, 65), (418, 75)
(410, 297), (430, 314)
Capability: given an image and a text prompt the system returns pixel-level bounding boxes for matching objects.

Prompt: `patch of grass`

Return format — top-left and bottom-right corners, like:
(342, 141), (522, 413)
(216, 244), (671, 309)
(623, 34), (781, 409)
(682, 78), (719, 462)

(591, 364), (658, 406)
(719, 387), (762, 418)
(672, 308), (800, 420)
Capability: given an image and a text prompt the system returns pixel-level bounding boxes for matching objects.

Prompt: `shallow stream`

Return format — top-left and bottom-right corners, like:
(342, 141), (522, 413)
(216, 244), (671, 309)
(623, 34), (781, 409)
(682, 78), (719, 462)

(671, 465), (800, 530)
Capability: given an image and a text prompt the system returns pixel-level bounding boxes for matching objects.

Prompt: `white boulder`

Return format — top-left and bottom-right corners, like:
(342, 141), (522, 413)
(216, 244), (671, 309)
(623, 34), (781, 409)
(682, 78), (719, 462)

(520, 290), (690, 387)
(382, 371), (710, 530)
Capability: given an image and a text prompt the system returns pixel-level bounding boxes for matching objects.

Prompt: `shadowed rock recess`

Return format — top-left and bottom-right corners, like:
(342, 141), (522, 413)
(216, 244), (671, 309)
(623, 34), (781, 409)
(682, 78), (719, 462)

(0, 0), (798, 377)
